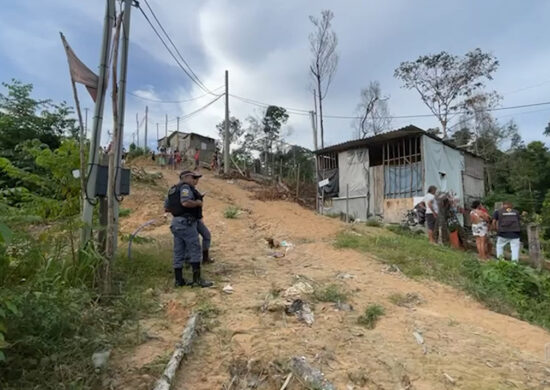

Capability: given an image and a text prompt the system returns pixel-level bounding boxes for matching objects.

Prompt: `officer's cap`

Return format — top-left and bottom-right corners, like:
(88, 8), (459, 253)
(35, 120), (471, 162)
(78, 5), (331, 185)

(180, 170), (202, 179)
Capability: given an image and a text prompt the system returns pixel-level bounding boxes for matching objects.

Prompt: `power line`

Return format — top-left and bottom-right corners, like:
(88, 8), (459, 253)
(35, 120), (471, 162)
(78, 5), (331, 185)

(128, 86), (223, 103)
(137, 4), (212, 94)
(141, 0), (214, 95)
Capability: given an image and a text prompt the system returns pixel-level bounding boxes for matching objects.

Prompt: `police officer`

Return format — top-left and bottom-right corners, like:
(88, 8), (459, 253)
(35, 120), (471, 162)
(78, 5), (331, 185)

(191, 175), (214, 264)
(165, 171), (213, 288)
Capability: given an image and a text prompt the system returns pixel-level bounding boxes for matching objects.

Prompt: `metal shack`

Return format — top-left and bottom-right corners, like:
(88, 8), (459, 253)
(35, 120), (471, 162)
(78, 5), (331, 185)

(315, 125), (485, 223)
(157, 131), (217, 165)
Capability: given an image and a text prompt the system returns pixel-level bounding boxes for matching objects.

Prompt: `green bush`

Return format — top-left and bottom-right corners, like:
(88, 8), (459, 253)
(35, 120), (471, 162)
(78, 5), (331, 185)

(224, 206), (240, 219)
(313, 284), (348, 303)
(357, 304), (385, 329)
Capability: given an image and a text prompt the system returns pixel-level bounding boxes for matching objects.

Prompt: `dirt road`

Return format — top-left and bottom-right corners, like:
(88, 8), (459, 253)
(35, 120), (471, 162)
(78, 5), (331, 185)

(119, 163), (550, 390)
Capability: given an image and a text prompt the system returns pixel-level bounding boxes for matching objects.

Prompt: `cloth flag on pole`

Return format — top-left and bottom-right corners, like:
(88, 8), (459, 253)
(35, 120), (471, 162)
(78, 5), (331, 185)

(60, 32), (99, 102)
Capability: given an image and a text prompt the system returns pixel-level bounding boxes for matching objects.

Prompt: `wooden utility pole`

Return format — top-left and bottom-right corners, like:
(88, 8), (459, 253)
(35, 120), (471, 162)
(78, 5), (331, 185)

(527, 223), (542, 270)
(156, 123), (159, 146)
(84, 107), (89, 138)
(81, 0), (116, 246)
(224, 70), (230, 174)
(144, 105), (148, 151)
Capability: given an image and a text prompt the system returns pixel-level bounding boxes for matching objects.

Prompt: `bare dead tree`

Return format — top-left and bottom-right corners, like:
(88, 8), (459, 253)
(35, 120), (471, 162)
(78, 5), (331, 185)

(354, 81), (391, 138)
(309, 9), (338, 149)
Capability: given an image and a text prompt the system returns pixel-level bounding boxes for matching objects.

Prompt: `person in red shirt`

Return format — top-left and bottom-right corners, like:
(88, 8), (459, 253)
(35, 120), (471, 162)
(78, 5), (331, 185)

(194, 148), (200, 170)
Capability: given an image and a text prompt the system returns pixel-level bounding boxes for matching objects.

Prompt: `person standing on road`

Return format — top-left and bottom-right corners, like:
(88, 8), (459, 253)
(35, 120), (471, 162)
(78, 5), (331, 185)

(164, 171), (213, 288)
(191, 175), (215, 264)
(492, 201), (521, 262)
(424, 185), (439, 243)
(194, 148), (200, 171)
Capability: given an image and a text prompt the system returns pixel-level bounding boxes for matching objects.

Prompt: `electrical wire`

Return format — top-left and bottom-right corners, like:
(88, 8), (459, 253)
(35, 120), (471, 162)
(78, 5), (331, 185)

(140, 0), (215, 94)
(128, 86), (224, 104)
(137, 5), (212, 94)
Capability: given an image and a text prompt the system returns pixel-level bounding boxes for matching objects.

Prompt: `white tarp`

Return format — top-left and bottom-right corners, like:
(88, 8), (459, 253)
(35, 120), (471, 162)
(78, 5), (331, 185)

(422, 135), (465, 205)
(338, 148), (369, 198)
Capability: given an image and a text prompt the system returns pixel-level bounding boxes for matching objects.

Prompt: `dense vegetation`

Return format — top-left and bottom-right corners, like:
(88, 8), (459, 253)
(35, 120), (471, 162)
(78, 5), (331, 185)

(0, 81), (168, 388)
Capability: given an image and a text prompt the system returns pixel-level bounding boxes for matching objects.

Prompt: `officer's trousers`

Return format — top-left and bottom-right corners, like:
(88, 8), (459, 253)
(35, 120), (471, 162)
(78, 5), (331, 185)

(197, 219), (211, 250)
(170, 217), (201, 268)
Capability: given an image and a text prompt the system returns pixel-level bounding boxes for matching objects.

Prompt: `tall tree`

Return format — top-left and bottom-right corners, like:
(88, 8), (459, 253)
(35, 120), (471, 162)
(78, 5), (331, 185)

(216, 116), (243, 145)
(309, 9), (338, 148)
(394, 49), (498, 138)
(354, 81), (391, 138)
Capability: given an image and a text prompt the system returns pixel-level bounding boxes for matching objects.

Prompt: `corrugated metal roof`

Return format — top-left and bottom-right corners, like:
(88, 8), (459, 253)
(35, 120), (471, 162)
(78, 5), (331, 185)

(315, 124), (482, 158)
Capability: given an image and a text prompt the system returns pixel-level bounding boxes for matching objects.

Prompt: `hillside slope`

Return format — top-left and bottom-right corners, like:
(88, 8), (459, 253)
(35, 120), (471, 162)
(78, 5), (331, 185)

(118, 161), (550, 390)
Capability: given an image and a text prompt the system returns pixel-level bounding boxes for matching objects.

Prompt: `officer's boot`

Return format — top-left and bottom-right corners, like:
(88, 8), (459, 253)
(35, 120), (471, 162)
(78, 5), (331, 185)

(174, 268), (187, 287)
(191, 263), (213, 288)
(202, 250), (214, 264)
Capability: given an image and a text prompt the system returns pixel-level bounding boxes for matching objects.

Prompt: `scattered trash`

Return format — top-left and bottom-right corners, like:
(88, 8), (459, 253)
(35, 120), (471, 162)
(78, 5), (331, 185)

(290, 356), (335, 390)
(336, 272), (355, 280)
(412, 330), (424, 345)
(227, 180), (235, 184)
(286, 299), (315, 326)
(333, 301), (354, 312)
(222, 284), (234, 294)
(92, 349), (111, 372)
(282, 281), (314, 300)
(443, 373), (456, 385)
(269, 251), (285, 258)
(266, 237), (280, 248)
(280, 240), (293, 248)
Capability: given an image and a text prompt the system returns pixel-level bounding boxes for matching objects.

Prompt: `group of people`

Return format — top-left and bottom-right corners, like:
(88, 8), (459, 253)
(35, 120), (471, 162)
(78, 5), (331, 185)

(154, 146), (203, 171)
(164, 170), (214, 288)
(420, 186), (522, 262)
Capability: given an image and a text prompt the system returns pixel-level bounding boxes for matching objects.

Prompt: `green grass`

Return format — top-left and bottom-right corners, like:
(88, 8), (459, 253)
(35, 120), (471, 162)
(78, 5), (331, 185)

(119, 208), (132, 217)
(313, 283), (348, 303)
(365, 218), (383, 228)
(0, 241), (171, 389)
(224, 206), (240, 219)
(335, 230), (550, 330)
(357, 304), (385, 329)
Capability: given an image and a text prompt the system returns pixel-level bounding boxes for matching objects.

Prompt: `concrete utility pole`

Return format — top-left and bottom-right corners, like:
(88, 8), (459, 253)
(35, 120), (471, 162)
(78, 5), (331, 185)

(165, 113), (168, 140)
(144, 105), (148, 150)
(224, 70), (230, 174)
(177, 116), (180, 132)
(81, 0), (116, 246)
(156, 123), (159, 147)
(136, 112), (140, 147)
(110, 0), (132, 256)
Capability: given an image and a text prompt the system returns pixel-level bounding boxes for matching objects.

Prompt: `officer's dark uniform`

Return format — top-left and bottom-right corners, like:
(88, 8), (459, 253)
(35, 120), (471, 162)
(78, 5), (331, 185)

(165, 172), (213, 287)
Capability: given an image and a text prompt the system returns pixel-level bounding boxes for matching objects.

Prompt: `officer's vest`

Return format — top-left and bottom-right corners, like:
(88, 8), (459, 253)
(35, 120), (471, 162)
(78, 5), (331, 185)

(166, 184), (201, 219)
(497, 208), (520, 233)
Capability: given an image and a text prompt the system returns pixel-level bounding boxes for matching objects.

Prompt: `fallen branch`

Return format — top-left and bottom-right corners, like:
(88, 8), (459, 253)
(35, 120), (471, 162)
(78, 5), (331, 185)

(153, 313), (199, 390)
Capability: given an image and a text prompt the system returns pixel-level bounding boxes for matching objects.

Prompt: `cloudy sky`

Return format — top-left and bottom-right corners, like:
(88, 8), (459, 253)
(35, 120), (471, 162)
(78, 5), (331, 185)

(1, 0), (550, 150)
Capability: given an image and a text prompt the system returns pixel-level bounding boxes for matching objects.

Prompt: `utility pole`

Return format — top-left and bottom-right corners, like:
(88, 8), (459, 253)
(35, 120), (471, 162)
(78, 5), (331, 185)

(224, 70), (230, 174)
(165, 113), (168, 141)
(136, 112), (140, 147)
(109, 0), (133, 255)
(144, 105), (148, 151)
(310, 110), (319, 212)
(132, 132), (135, 145)
(177, 116), (180, 132)
(81, 0), (116, 246)
(84, 107), (89, 138)
(156, 123), (159, 148)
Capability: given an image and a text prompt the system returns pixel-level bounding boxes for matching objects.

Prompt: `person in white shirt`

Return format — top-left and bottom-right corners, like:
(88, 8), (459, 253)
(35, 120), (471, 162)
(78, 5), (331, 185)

(424, 185), (438, 243)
